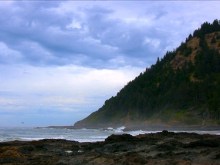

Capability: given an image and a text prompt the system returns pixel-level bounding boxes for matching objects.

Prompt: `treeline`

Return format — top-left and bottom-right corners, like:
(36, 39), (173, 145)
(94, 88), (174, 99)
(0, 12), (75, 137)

(193, 20), (220, 38)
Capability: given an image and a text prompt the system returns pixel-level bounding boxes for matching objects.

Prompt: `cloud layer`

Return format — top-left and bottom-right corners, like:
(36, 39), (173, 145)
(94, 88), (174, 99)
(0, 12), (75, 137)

(1, 1), (219, 68)
(0, 1), (220, 126)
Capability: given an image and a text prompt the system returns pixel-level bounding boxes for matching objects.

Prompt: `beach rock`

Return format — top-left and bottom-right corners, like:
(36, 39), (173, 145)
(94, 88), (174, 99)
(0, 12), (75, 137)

(0, 132), (220, 165)
(105, 133), (137, 142)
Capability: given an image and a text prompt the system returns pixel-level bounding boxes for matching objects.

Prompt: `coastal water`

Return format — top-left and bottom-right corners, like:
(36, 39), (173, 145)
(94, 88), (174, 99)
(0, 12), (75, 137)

(0, 127), (220, 142)
(0, 126), (141, 142)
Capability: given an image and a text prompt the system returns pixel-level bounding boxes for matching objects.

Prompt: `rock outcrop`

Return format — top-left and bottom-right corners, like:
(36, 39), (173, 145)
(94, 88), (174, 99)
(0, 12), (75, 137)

(1, 131), (220, 165)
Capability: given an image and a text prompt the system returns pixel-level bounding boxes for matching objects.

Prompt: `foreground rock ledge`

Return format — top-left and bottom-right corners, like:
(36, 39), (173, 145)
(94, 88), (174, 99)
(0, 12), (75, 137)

(0, 131), (220, 165)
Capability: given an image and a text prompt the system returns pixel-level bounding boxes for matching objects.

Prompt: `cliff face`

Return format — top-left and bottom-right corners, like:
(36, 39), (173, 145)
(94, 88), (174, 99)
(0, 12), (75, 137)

(74, 20), (220, 129)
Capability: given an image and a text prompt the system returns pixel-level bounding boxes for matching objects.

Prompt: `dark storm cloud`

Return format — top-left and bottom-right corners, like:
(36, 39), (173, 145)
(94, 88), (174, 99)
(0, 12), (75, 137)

(0, 1), (171, 68)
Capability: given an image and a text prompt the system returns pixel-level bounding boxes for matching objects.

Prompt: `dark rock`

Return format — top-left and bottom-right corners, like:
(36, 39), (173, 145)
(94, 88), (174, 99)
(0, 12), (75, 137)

(186, 139), (220, 148)
(0, 132), (220, 165)
(156, 140), (183, 151)
(105, 134), (137, 143)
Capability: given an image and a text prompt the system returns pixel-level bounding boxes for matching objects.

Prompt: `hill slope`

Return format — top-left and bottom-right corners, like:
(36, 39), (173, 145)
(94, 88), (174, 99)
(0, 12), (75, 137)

(74, 20), (220, 129)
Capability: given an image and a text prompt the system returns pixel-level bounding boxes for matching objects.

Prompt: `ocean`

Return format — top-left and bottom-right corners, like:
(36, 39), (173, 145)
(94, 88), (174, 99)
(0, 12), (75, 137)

(0, 127), (220, 143)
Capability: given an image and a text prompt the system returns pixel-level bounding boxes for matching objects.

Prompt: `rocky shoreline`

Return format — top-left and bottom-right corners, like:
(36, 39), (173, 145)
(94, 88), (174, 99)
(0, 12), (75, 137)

(0, 131), (220, 165)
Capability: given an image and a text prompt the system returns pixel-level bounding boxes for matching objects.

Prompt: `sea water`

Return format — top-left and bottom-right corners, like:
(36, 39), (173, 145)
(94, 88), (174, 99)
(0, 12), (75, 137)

(0, 127), (219, 142)
(0, 126), (157, 142)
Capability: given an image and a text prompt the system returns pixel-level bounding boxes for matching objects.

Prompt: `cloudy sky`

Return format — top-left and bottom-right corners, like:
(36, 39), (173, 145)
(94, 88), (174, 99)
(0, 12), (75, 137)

(0, 1), (220, 127)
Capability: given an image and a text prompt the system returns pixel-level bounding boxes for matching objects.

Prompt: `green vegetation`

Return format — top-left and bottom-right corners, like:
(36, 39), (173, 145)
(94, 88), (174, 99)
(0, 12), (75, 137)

(74, 20), (220, 128)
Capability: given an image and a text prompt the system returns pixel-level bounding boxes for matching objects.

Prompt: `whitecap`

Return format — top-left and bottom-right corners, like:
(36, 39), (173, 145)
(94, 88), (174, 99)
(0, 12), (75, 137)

(65, 150), (73, 154)
(114, 126), (126, 133)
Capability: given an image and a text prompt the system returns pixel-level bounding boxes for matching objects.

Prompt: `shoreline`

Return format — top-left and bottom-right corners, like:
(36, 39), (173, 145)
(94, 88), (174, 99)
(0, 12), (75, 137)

(0, 131), (220, 165)
(42, 124), (220, 132)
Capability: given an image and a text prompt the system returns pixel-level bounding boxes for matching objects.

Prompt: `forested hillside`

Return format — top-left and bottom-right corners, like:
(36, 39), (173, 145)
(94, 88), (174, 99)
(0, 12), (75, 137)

(74, 20), (220, 128)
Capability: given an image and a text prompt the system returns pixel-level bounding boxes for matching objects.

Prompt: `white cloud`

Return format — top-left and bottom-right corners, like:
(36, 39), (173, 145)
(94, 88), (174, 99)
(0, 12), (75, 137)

(0, 42), (22, 63)
(66, 20), (82, 30)
(0, 97), (17, 106)
(0, 64), (142, 113)
(143, 38), (161, 50)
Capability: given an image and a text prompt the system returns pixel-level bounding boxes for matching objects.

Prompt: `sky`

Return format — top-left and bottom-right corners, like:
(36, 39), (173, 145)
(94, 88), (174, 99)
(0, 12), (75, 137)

(0, 1), (220, 127)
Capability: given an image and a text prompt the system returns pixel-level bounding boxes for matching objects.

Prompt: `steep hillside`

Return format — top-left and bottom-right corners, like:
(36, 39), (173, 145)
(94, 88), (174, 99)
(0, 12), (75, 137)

(74, 20), (220, 129)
